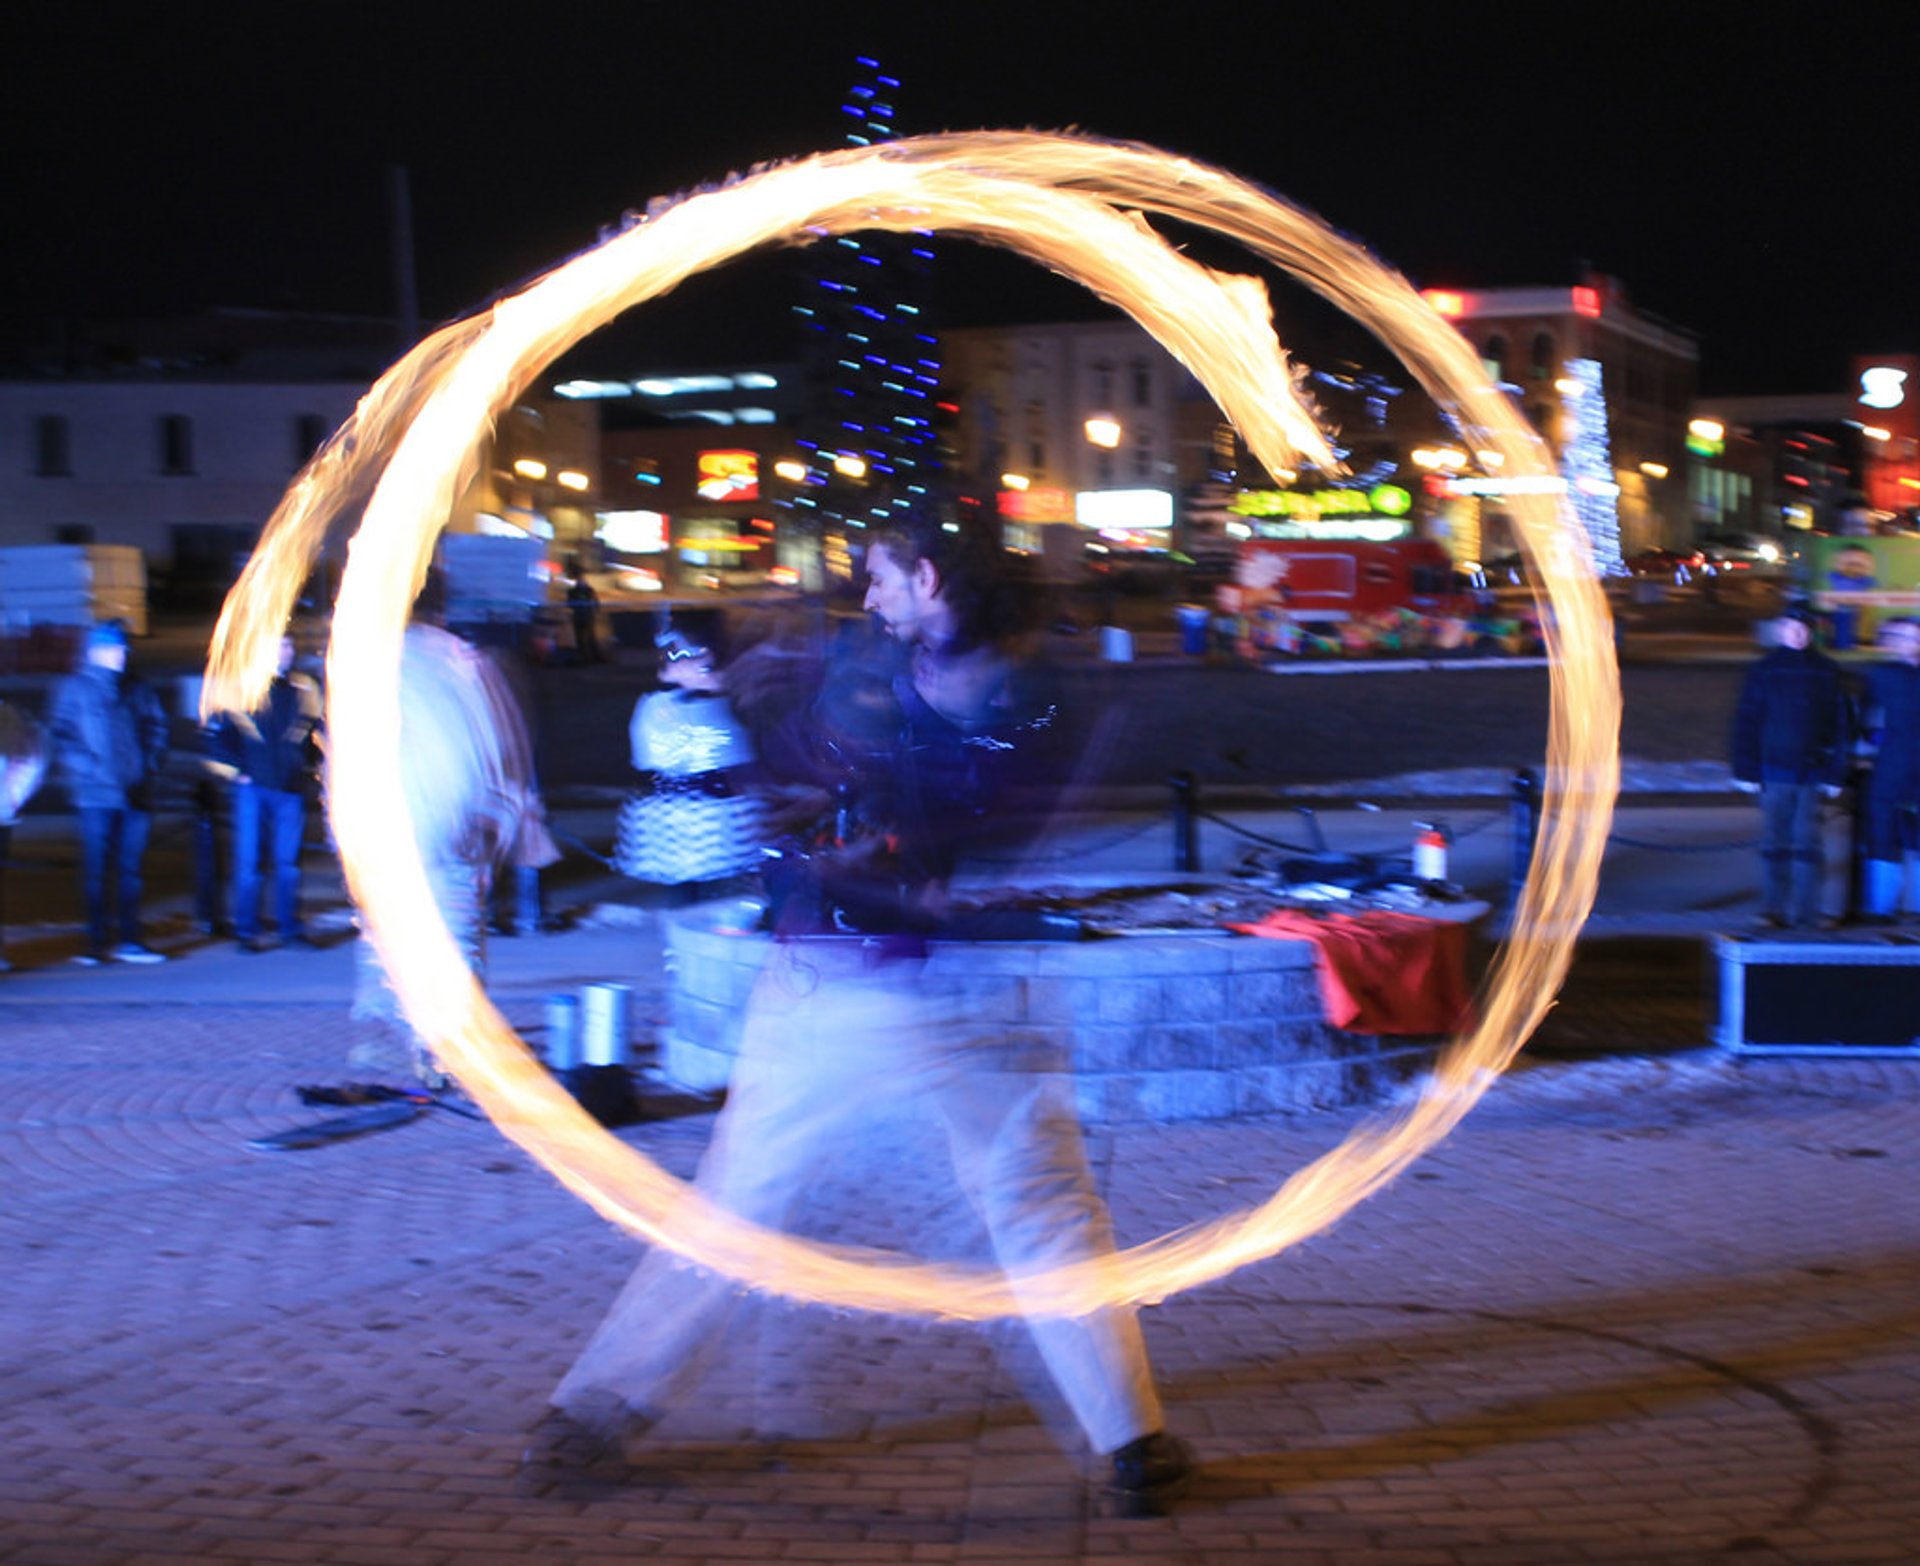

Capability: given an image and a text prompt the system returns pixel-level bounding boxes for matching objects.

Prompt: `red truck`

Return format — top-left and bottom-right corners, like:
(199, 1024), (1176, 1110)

(1222, 538), (1531, 657)
(1232, 537), (1473, 620)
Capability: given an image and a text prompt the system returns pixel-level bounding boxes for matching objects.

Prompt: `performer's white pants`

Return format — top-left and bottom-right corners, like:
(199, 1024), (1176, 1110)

(554, 941), (1163, 1456)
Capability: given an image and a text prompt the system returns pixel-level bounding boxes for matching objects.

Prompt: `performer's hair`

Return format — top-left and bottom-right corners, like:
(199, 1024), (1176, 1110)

(869, 511), (1035, 652)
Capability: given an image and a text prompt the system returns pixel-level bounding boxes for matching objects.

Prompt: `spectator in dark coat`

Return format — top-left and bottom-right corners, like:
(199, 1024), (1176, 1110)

(566, 562), (601, 664)
(207, 634), (322, 951)
(45, 619), (171, 964)
(1860, 617), (1920, 918)
(1731, 611), (1853, 929)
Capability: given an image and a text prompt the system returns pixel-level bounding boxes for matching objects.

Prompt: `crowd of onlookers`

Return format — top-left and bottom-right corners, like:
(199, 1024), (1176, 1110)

(1732, 609), (1920, 930)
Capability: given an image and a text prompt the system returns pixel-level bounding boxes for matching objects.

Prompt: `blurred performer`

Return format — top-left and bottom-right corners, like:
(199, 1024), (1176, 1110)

(613, 611), (766, 902)
(46, 619), (170, 965)
(541, 516), (1188, 1514)
(484, 640), (559, 938)
(1861, 617), (1920, 919)
(209, 634), (322, 951)
(1731, 609), (1852, 930)
(346, 618), (547, 1086)
(0, 698), (49, 973)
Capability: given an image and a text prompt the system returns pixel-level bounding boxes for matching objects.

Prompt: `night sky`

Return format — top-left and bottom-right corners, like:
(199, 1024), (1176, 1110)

(12, 2), (1915, 394)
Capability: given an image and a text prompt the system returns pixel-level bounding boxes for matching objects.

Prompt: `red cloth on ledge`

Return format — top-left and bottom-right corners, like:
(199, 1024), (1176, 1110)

(1225, 908), (1475, 1036)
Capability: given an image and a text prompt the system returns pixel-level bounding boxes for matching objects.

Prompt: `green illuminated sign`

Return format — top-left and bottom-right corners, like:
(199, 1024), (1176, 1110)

(1230, 485), (1412, 520)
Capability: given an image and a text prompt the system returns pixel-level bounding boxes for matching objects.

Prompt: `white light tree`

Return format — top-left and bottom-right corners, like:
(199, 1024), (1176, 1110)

(1558, 357), (1624, 574)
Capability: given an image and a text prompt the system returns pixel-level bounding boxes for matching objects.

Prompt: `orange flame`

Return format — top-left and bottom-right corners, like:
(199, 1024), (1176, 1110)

(208, 133), (1618, 1319)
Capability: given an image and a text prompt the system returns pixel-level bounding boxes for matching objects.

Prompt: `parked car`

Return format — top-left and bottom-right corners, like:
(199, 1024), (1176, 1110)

(1625, 547), (1705, 579)
(1697, 533), (1787, 573)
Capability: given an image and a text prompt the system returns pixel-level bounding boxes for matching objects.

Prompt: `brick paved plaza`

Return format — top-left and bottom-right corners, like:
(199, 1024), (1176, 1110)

(2, 915), (1917, 1566)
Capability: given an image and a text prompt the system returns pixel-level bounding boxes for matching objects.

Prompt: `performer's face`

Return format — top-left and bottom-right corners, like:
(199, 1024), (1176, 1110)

(864, 545), (940, 644)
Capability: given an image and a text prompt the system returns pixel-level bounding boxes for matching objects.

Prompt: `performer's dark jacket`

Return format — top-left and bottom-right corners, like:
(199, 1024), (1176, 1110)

(758, 625), (1068, 941)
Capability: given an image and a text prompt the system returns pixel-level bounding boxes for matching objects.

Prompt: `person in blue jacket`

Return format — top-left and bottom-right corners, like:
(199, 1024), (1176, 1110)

(208, 634), (322, 952)
(1730, 610), (1853, 929)
(1859, 617), (1920, 918)
(45, 619), (170, 964)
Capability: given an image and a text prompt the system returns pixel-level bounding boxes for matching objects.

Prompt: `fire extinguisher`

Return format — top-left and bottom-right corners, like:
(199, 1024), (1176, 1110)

(1413, 820), (1451, 885)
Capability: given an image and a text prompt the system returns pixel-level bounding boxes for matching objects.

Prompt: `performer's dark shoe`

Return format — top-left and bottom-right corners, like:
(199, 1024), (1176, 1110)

(520, 1406), (624, 1473)
(1108, 1430), (1192, 1516)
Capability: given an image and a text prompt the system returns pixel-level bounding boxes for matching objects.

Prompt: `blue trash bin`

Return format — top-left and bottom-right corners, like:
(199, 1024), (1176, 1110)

(1176, 604), (1210, 656)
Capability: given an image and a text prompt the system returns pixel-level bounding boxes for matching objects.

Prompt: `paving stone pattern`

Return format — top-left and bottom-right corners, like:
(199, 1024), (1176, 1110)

(3, 1000), (1919, 1564)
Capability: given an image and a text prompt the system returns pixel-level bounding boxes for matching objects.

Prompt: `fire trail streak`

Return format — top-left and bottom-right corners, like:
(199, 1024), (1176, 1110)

(207, 131), (1619, 1320)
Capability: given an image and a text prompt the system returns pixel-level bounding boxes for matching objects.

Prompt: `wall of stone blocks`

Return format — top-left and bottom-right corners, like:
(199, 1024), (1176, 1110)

(662, 918), (1440, 1122)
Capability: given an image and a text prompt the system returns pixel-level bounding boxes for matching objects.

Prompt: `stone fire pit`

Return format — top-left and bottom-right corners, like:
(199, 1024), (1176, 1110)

(661, 885), (1445, 1125)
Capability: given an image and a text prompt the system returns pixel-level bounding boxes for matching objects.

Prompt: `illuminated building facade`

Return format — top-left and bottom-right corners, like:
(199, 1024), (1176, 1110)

(0, 378), (362, 591)
(1690, 355), (1920, 535)
(941, 319), (1221, 575)
(556, 366), (809, 591)
(1421, 274), (1698, 559)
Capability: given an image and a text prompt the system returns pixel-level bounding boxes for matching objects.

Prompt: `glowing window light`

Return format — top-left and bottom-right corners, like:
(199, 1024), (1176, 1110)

(553, 379), (632, 399)
(511, 458), (547, 481)
(634, 375), (733, 396)
(1084, 415), (1123, 448)
(555, 469), (590, 492)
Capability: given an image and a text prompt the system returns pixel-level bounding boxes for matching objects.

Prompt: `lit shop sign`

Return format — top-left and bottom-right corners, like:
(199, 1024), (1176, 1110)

(1445, 475), (1621, 498)
(595, 510), (668, 553)
(998, 484), (1076, 523)
(1075, 488), (1173, 529)
(696, 449), (760, 501)
(1860, 366), (1909, 411)
(1231, 485), (1412, 520)
(1250, 518), (1408, 542)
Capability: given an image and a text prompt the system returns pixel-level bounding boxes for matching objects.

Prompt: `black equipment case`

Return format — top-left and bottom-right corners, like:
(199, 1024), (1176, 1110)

(1713, 933), (1920, 1057)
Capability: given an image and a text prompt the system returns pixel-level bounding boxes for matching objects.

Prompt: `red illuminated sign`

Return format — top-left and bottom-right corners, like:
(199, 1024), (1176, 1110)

(696, 449), (760, 502)
(997, 485), (1076, 523)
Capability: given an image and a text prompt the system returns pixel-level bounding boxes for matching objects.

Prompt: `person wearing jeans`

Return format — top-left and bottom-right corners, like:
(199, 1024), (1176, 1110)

(209, 635), (321, 952)
(75, 804), (154, 959)
(1731, 610), (1853, 930)
(1860, 618), (1920, 919)
(46, 620), (170, 965)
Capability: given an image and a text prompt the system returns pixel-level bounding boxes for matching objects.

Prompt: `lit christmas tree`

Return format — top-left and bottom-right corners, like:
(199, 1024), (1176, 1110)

(786, 55), (943, 571)
(1558, 357), (1624, 573)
